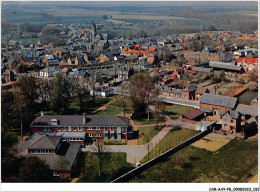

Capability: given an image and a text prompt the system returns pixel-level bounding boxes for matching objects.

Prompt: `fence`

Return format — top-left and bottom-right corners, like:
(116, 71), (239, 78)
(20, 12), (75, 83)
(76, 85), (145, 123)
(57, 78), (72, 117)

(111, 129), (211, 183)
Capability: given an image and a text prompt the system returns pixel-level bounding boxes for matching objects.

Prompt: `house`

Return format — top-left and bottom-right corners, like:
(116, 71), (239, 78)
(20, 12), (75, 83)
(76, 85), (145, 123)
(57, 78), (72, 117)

(182, 108), (204, 124)
(221, 110), (241, 134)
(200, 93), (238, 115)
(16, 134), (81, 179)
(195, 87), (210, 101)
(191, 66), (212, 74)
(55, 131), (86, 145)
(236, 104), (258, 124)
(181, 85), (198, 100)
(30, 114), (132, 141)
(118, 66), (134, 80)
(90, 87), (114, 97)
(196, 121), (214, 132)
(39, 67), (56, 77)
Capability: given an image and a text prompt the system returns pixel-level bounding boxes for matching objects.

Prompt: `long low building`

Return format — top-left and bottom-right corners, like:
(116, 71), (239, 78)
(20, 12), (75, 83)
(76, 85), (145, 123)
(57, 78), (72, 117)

(200, 93), (238, 115)
(31, 113), (133, 142)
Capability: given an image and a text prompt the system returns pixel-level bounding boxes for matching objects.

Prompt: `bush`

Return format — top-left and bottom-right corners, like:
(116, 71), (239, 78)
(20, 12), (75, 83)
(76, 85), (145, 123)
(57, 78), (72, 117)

(245, 81), (258, 91)
(243, 122), (258, 138)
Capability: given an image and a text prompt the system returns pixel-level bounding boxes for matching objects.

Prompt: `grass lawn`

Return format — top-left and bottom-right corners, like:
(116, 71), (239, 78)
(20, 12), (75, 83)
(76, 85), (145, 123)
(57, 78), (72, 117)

(130, 137), (258, 183)
(238, 91), (258, 105)
(77, 152), (134, 182)
(137, 125), (164, 145)
(140, 127), (199, 163)
(94, 105), (124, 116)
(34, 97), (112, 116)
(164, 104), (194, 119)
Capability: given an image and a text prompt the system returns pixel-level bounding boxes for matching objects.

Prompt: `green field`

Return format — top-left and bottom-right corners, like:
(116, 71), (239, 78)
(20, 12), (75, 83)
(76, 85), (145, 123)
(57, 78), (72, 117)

(137, 125), (164, 145)
(140, 127), (198, 163)
(164, 104), (194, 119)
(77, 152), (134, 182)
(238, 91), (258, 105)
(130, 137), (258, 182)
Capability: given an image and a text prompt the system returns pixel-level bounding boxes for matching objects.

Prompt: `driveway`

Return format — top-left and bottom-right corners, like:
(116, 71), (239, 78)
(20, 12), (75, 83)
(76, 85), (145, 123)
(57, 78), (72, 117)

(82, 111), (189, 164)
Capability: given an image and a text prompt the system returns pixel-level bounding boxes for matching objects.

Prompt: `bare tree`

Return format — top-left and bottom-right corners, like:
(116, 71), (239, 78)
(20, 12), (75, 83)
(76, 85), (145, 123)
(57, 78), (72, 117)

(91, 138), (107, 176)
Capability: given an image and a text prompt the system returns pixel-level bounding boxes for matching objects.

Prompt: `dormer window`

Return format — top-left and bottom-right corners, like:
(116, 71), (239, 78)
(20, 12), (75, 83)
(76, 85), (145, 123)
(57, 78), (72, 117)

(51, 119), (59, 126)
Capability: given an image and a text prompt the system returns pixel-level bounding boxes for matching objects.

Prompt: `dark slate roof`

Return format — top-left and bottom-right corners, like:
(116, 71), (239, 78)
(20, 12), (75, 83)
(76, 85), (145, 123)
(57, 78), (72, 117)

(209, 61), (243, 71)
(236, 104), (258, 117)
(247, 115), (258, 125)
(159, 86), (182, 94)
(182, 108), (204, 120)
(223, 110), (240, 119)
(183, 85), (198, 92)
(28, 135), (61, 150)
(191, 66), (212, 73)
(200, 93), (237, 108)
(55, 132), (86, 138)
(64, 143), (81, 167)
(31, 115), (129, 127)
(200, 108), (212, 113)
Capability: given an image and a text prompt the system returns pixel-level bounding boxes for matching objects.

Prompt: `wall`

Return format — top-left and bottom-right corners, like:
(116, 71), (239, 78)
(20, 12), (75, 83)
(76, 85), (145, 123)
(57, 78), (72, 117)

(111, 129), (211, 183)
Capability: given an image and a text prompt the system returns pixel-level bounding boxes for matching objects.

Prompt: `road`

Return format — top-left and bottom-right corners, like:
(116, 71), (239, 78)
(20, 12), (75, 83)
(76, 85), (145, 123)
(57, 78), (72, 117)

(82, 106), (192, 164)
(159, 95), (200, 108)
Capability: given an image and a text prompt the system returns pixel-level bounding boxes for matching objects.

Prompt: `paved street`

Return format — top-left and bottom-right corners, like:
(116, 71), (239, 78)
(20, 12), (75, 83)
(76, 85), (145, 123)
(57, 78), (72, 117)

(159, 95), (200, 108)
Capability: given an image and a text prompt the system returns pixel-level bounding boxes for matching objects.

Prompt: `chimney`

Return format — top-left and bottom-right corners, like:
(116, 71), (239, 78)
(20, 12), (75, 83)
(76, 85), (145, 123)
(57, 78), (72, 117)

(41, 111), (44, 116)
(83, 113), (86, 124)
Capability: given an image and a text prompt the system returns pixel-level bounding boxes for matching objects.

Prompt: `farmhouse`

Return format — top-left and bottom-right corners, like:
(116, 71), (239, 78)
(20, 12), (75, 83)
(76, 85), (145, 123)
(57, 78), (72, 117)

(221, 110), (241, 134)
(200, 93), (238, 115)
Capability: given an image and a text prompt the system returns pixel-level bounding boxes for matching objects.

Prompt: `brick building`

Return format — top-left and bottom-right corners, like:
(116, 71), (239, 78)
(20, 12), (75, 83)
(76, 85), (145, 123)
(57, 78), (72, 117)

(221, 110), (241, 134)
(30, 114), (133, 142)
(200, 93), (238, 115)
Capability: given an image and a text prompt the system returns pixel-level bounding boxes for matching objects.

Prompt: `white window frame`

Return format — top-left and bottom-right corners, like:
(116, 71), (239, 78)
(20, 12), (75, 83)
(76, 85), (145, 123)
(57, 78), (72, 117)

(89, 133), (93, 137)
(58, 127), (61, 131)
(224, 124), (228, 129)
(69, 126), (71, 132)
(96, 127), (101, 130)
(96, 133), (101, 137)
(73, 127), (77, 131)
(88, 127), (93, 130)
(79, 127), (83, 131)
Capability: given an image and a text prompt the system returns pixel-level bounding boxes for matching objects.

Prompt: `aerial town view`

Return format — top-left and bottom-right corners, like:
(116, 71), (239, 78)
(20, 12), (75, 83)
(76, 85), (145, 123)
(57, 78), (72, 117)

(1, 1), (258, 189)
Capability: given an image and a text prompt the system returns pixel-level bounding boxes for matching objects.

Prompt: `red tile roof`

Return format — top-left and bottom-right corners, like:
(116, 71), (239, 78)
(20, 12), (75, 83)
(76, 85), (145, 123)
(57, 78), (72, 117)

(222, 87), (246, 97)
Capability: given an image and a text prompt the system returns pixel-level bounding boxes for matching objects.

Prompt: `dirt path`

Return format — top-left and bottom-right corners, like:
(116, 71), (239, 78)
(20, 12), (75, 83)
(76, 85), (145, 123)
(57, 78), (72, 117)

(89, 96), (123, 115)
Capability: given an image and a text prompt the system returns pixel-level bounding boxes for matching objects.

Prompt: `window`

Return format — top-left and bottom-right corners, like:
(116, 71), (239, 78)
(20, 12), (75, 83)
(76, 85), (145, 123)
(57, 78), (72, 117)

(58, 127), (61, 131)
(224, 124), (228, 129)
(104, 133), (109, 139)
(79, 127), (83, 131)
(73, 127), (77, 131)
(225, 118), (228, 122)
(231, 120), (234, 123)
(63, 127), (67, 131)
(105, 127), (108, 132)
(89, 133), (93, 137)
(43, 127), (47, 131)
(96, 133), (101, 137)
(88, 127), (93, 130)
(69, 127), (71, 132)
(111, 133), (115, 138)
(96, 127), (101, 130)
(123, 127), (127, 134)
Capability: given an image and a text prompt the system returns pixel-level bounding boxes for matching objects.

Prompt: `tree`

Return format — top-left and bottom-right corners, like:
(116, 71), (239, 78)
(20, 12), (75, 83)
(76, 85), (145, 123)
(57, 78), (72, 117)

(1, 91), (15, 131)
(91, 138), (107, 176)
(14, 88), (27, 141)
(129, 73), (158, 120)
(245, 81), (258, 91)
(50, 73), (71, 114)
(42, 26), (60, 36)
(242, 122), (258, 138)
(1, 131), (20, 182)
(19, 156), (53, 182)
(15, 75), (40, 117)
